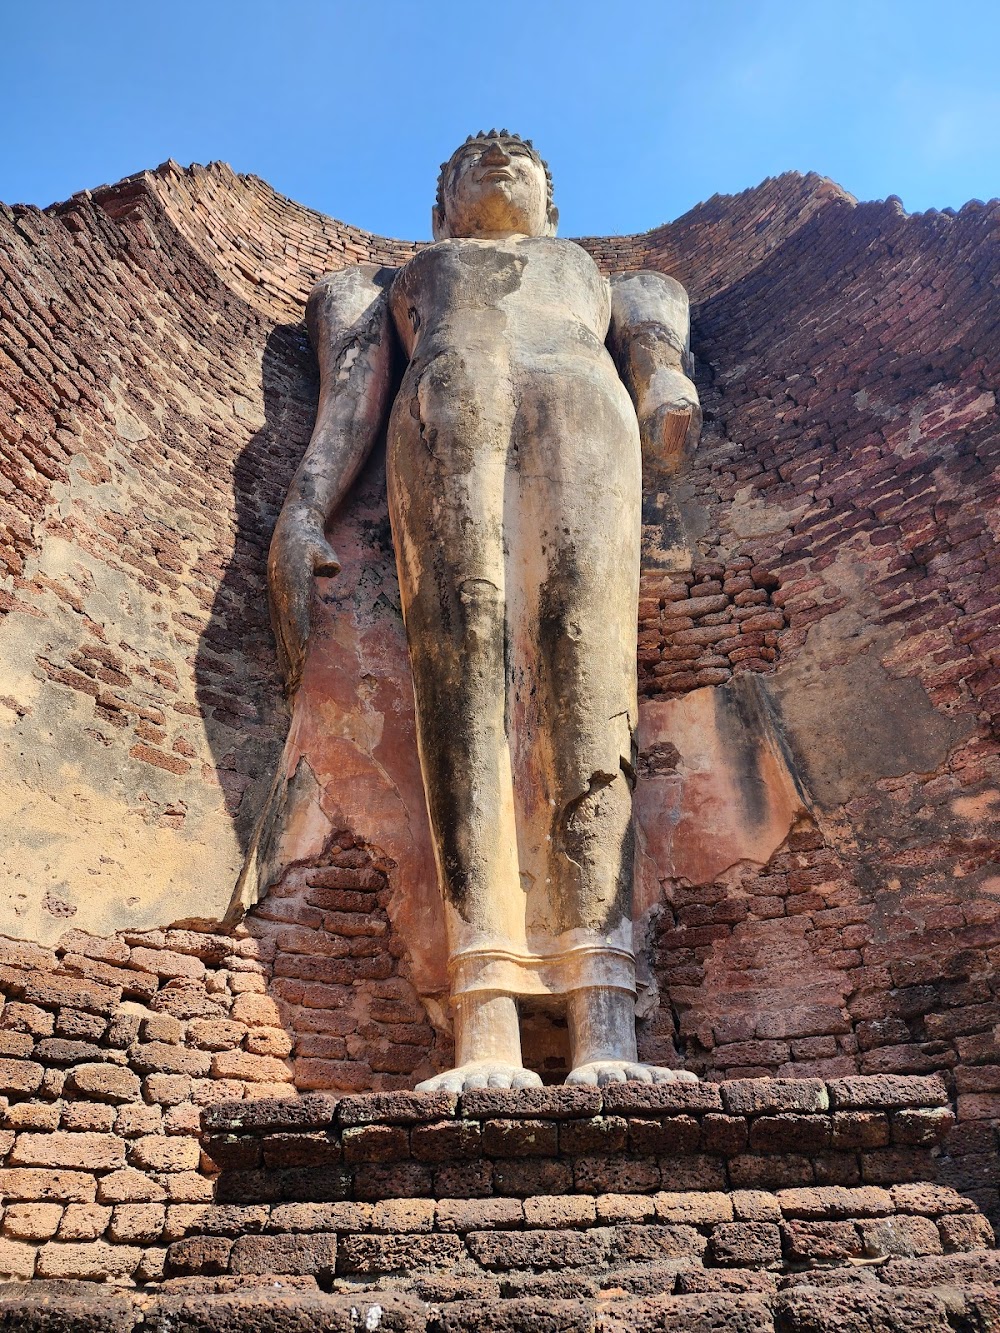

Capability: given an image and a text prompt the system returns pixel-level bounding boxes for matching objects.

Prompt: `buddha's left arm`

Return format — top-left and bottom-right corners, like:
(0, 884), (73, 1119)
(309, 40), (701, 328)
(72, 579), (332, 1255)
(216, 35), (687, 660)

(608, 271), (701, 471)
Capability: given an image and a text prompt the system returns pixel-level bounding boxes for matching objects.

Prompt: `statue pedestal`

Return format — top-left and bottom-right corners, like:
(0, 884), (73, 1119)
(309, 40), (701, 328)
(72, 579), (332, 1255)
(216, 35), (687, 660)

(119, 1075), (998, 1324)
(3, 1076), (998, 1328)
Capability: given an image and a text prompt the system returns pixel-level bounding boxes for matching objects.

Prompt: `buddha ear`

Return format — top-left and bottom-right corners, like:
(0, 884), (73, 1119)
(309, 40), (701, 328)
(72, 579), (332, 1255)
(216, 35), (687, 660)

(432, 205), (451, 241)
(544, 203), (559, 237)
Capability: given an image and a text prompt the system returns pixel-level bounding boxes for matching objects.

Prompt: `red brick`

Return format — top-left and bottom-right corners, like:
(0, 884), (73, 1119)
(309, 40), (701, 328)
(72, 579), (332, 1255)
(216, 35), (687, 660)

(0, 1058), (43, 1096)
(341, 1123), (409, 1163)
(482, 1118), (558, 1158)
(230, 1231), (337, 1275)
(9, 1131), (124, 1171)
(166, 1234), (233, 1275)
(709, 1222), (782, 1266)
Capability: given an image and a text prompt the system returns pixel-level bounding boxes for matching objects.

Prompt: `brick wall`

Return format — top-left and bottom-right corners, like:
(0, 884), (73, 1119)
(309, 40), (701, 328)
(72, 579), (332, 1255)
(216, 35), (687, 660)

(1, 162), (999, 1226)
(633, 192), (1000, 1219)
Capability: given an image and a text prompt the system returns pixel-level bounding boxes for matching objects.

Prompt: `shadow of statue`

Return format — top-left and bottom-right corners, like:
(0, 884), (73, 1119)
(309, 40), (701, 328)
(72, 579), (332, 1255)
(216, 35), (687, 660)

(192, 321), (318, 903)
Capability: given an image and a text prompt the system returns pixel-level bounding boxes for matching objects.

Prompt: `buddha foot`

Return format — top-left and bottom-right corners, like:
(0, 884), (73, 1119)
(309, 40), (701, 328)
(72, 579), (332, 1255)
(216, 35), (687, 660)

(416, 1061), (544, 1093)
(566, 1061), (698, 1086)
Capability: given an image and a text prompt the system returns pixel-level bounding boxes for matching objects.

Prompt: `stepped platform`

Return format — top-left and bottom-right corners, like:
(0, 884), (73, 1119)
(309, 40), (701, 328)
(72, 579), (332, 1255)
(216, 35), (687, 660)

(164, 1077), (1000, 1327)
(3, 1077), (999, 1329)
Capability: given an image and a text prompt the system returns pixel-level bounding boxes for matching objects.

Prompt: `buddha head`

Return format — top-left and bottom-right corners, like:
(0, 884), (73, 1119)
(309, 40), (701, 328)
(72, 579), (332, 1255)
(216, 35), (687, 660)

(433, 130), (559, 241)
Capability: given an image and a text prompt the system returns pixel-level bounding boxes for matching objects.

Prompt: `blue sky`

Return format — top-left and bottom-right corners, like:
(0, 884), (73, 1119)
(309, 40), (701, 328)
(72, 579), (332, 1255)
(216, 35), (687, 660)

(4, 0), (998, 240)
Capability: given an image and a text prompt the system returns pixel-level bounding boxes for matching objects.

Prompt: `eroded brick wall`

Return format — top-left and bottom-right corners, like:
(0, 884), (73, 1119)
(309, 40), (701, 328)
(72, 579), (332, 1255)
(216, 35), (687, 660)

(0, 829), (446, 1278)
(635, 191), (1000, 1215)
(2, 163), (999, 1236)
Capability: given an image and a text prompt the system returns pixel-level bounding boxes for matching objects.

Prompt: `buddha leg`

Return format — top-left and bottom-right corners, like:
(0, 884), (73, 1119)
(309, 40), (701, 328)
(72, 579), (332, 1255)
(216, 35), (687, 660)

(565, 986), (697, 1084)
(415, 991), (542, 1092)
(389, 355), (539, 1088)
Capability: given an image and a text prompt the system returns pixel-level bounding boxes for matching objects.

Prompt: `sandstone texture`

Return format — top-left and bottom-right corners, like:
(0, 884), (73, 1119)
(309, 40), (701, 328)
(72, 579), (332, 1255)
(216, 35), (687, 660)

(0, 1077), (996, 1308)
(1, 159), (1000, 1274)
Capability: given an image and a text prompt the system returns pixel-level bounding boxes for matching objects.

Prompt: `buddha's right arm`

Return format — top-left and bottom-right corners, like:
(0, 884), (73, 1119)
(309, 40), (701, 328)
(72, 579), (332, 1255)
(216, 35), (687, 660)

(608, 271), (701, 474)
(268, 264), (396, 694)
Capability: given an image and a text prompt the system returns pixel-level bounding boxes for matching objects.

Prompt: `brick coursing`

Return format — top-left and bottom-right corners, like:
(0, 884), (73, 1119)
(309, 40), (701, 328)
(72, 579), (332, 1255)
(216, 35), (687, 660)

(2, 161), (1000, 1283)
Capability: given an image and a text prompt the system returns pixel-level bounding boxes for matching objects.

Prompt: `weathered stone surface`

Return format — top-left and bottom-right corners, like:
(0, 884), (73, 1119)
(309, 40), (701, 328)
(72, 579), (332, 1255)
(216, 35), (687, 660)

(336, 1232), (465, 1274)
(601, 1084), (723, 1116)
(938, 1213), (995, 1251)
(782, 1220), (864, 1263)
(776, 1187), (893, 1220)
(460, 1087), (602, 1120)
(467, 1228), (609, 1271)
(775, 1284), (951, 1332)
(0, 1059), (44, 1096)
(0, 1171), (96, 1204)
(435, 1198), (525, 1232)
(202, 1095), (339, 1135)
(0, 1240), (38, 1281)
(598, 1293), (774, 1333)
(610, 1222), (704, 1263)
(721, 1079), (828, 1116)
(166, 1237), (234, 1277)
(709, 1222), (783, 1268)
(857, 1214), (942, 1259)
(1, 139), (999, 1249)
(66, 1064), (142, 1103)
(0, 1282), (138, 1333)
(145, 1290), (426, 1332)
(338, 1091), (456, 1125)
(524, 1196), (596, 1230)
(879, 1250), (1000, 1288)
(34, 1241), (142, 1281)
(229, 1232), (337, 1275)
(8, 1132), (125, 1171)
(434, 1297), (595, 1333)
(827, 1076), (949, 1111)
(655, 1191), (734, 1226)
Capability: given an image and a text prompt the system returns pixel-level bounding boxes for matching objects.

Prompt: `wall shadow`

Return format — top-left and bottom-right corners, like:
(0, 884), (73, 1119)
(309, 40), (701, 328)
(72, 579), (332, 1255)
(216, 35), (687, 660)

(193, 322), (318, 868)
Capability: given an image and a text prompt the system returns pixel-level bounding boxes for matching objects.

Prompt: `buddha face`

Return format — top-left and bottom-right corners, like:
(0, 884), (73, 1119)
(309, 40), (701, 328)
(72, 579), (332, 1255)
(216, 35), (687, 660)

(433, 134), (558, 240)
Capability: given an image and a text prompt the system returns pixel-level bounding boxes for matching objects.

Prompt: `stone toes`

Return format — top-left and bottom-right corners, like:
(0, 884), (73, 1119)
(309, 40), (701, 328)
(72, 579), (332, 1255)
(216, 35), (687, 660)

(649, 1066), (698, 1084)
(512, 1069), (542, 1089)
(598, 1066), (626, 1086)
(464, 1072), (488, 1090)
(566, 1067), (599, 1086)
(628, 1064), (654, 1083)
(486, 1070), (511, 1089)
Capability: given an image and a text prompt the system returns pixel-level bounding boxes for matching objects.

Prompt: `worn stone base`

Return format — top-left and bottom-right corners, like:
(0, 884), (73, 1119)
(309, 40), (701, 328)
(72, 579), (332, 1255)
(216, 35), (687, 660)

(201, 1076), (958, 1207)
(1, 1077), (997, 1331)
(3, 1269), (1000, 1331)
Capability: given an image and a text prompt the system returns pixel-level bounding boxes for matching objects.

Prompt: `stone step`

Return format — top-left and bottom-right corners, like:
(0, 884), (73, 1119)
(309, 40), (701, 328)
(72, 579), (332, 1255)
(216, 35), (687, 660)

(3, 1262), (1000, 1332)
(200, 1076), (956, 1204)
(159, 1182), (994, 1285)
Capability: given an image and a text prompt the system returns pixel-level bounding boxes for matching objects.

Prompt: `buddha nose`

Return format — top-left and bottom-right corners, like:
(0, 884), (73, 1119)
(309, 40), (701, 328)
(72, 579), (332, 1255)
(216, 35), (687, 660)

(482, 140), (511, 165)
